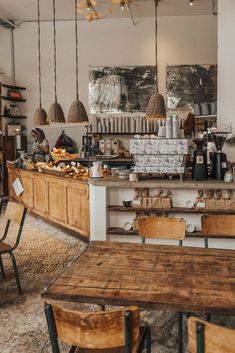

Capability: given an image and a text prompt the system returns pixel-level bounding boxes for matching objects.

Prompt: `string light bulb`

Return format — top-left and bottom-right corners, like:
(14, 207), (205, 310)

(189, 0), (194, 6)
(87, 0), (92, 11)
(120, 1), (125, 10)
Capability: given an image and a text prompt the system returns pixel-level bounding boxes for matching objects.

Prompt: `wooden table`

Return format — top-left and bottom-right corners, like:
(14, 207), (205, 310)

(42, 241), (235, 316)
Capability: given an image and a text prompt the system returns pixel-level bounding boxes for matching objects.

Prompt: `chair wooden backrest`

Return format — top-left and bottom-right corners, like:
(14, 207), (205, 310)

(201, 215), (235, 237)
(5, 201), (26, 225)
(0, 201), (27, 251)
(138, 216), (186, 240)
(188, 317), (235, 353)
(45, 302), (140, 353)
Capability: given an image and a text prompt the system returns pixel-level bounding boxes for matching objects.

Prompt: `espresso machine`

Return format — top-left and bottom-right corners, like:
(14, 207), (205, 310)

(211, 132), (228, 180)
(192, 138), (208, 180)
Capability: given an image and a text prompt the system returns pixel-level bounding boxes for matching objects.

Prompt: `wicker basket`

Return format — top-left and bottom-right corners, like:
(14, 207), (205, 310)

(41, 168), (66, 177)
(50, 152), (79, 162)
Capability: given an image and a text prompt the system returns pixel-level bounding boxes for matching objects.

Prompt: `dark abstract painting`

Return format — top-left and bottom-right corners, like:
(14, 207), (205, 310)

(166, 65), (217, 115)
(89, 66), (156, 114)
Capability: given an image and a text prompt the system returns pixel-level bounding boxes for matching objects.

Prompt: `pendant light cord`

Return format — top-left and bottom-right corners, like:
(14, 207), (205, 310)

(75, 0), (79, 100)
(155, 0), (159, 93)
(53, 0), (57, 102)
(37, 0), (42, 108)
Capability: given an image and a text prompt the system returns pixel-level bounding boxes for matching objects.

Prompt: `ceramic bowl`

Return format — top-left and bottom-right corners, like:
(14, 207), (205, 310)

(122, 200), (132, 207)
(186, 224), (195, 233)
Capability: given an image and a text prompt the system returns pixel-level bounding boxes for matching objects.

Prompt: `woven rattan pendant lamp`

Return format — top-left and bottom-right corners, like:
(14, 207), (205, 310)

(67, 0), (89, 123)
(33, 0), (47, 126)
(47, 0), (65, 123)
(145, 0), (166, 120)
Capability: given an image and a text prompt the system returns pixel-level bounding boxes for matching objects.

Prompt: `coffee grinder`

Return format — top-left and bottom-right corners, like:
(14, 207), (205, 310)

(211, 132), (228, 180)
(192, 138), (208, 180)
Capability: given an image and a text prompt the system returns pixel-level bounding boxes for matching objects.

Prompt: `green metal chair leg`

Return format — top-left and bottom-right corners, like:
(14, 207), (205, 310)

(178, 311), (183, 353)
(9, 252), (22, 295)
(44, 303), (60, 353)
(196, 322), (205, 353)
(0, 255), (5, 278)
(146, 327), (151, 353)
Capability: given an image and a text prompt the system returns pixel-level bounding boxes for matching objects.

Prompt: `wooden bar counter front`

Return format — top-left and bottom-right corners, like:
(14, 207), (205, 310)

(7, 165), (90, 239)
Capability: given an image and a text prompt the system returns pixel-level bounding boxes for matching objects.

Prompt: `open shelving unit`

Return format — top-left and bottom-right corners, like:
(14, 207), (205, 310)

(0, 95), (26, 102)
(108, 205), (235, 214)
(0, 82), (27, 194)
(106, 227), (235, 239)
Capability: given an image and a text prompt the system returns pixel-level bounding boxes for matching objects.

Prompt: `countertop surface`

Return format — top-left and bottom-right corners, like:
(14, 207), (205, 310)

(88, 175), (235, 189)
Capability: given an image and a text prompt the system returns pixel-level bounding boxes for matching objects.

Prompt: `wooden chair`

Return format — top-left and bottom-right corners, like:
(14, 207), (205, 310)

(201, 214), (235, 248)
(138, 216), (186, 245)
(44, 302), (151, 353)
(138, 216), (186, 353)
(188, 316), (235, 353)
(0, 201), (27, 294)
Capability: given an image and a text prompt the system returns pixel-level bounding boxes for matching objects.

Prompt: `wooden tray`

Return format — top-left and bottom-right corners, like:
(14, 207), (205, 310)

(41, 168), (66, 177)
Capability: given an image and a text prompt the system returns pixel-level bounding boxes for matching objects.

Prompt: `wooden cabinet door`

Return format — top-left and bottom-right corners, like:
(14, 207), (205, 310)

(33, 174), (48, 215)
(8, 168), (21, 202)
(67, 183), (90, 237)
(20, 172), (34, 209)
(48, 177), (67, 223)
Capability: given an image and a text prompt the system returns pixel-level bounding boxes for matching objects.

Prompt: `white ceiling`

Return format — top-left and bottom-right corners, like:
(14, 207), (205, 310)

(0, 0), (217, 23)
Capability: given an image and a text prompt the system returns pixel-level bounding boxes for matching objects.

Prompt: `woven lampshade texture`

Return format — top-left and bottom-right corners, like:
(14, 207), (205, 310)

(33, 107), (47, 126)
(47, 101), (65, 123)
(145, 93), (166, 120)
(67, 99), (89, 123)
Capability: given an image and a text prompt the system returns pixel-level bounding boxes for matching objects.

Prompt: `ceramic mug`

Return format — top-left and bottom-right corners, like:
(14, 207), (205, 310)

(129, 173), (138, 182)
(158, 126), (166, 138)
(186, 224), (195, 233)
(123, 222), (133, 231)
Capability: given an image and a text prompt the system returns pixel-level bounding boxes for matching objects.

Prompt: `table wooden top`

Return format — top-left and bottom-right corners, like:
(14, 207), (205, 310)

(42, 241), (235, 315)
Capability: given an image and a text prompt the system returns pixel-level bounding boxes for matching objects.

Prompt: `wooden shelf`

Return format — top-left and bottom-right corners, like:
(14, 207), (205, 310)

(107, 227), (235, 239)
(0, 96), (26, 102)
(0, 115), (27, 119)
(1, 84), (26, 90)
(107, 205), (235, 214)
(92, 133), (151, 135)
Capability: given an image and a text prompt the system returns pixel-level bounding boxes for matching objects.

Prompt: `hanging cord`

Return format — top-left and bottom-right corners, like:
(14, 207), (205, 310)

(155, 0), (159, 93)
(37, 0), (42, 108)
(53, 0), (57, 102)
(75, 0), (79, 100)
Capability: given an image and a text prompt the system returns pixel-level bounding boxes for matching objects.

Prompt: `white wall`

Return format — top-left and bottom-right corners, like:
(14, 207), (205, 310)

(218, 0), (235, 160)
(0, 15), (217, 150)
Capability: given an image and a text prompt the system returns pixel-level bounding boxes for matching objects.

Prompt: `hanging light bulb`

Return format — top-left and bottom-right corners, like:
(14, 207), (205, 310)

(120, 1), (125, 10)
(145, 0), (166, 121)
(47, 0), (65, 124)
(189, 0), (194, 6)
(87, 0), (92, 11)
(67, 0), (89, 124)
(33, 0), (47, 126)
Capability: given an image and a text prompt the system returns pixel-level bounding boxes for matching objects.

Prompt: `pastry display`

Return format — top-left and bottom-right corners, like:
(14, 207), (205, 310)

(50, 148), (80, 161)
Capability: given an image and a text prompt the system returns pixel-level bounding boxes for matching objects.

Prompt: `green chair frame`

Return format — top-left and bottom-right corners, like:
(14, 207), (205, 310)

(138, 216), (186, 353)
(45, 303), (151, 353)
(0, 203), (27, 295)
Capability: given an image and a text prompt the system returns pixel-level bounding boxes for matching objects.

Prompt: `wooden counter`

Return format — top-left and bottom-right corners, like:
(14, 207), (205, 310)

(7, 165), (90, 240)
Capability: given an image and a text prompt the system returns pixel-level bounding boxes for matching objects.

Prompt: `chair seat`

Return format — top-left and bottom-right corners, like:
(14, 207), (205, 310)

(0, 241), (12, 253)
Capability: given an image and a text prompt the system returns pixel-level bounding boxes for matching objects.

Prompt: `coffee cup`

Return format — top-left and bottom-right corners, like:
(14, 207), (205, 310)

(129, 173), (138, 182)
(123, 222), (133, 231)
(158, 126), (166, 138)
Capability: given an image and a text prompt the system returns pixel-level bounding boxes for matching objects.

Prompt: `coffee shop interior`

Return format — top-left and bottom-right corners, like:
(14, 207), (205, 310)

(1, 0), (235, 352)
